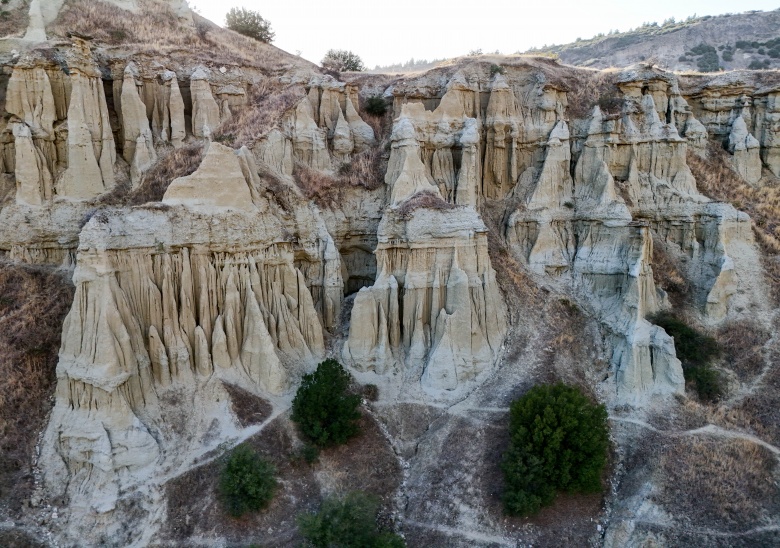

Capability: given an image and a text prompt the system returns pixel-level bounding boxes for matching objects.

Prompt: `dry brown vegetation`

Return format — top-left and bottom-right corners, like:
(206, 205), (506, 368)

(222, 383), (273, 428)
(161, 411), (400, 546)
(0, 0), (30, 39)
(394, 190), (457, 219)
(213, 83), (306, 149)
(559, 69), (620, 120)
(127, 142), (204, 205)
(293, 147), (386, 209)
(717, 320), (771, 382)
(688, 146), (780, 302)
(659, 437), (779, 530)
(651, 238), (692, 308)
(0, 262), (73, 511)
(49, 0), (310, 71)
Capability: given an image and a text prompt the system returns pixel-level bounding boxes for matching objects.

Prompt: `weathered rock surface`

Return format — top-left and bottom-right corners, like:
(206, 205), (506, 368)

(1, 17), (779, 545)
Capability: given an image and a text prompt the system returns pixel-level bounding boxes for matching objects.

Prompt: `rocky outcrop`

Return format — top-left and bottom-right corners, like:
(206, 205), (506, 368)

(190, 68), (221, 139)
(58, 38), (116, 199)
(728, 116), (762, 184)
(343, 208), (507, 394)
(121, 65), (157, 187)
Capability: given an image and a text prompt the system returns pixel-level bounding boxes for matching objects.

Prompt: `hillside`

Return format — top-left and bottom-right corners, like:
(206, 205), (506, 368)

(528, 9), (780, 71)
(0, 1), (780, 547)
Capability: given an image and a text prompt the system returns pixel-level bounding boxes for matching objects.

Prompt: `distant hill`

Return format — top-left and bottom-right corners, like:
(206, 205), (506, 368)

(526, 9), (780, 71)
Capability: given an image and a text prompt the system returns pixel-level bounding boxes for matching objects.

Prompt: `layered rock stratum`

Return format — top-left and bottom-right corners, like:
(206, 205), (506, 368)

(0, 1), (780, 547)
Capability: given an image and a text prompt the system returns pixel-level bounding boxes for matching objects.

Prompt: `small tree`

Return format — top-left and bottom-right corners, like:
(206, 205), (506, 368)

(502, 383), (609, 516)
(321, 49), (366, 72)
(225, 7), (274, 43)
(291, 359), (361, 447)
(219, 444), (277, 517)
(298, 492), (405, 547)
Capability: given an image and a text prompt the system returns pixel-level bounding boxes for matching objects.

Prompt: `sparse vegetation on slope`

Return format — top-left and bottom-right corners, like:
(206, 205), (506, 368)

(0, 263), (73, 506)
(688, 146), (780, 303)
(298, 491), (405, 547)
(502, 383), (609, 516)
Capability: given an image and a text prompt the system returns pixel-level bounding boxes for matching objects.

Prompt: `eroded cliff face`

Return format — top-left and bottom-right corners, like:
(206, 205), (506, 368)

(1, 7), (780, 544)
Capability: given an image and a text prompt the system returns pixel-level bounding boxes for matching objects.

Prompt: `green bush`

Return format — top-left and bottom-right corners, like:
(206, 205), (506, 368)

(364, 95), (388, 117)
(219, 444), (277, 517)
(291, 359), (361, 447)
(502, 383), (609, 516)
(321, 49), (366, 72)
(489, 64), (506, 76)
(650, 312), (723, 401)
(298, 492), (405, 547)
(225, 7), (274, 43)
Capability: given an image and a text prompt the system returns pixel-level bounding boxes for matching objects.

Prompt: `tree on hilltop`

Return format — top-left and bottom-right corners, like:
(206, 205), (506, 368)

(225, 7), (274, 43)
(321, 49), (366, 72)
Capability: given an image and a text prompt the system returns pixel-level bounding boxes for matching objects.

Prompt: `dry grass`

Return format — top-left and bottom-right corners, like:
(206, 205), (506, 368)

(0, 262), (74, 512)
(292, 147), (386, 209)
(213, 83), (306, 149)
(49, 0), (310, 71)
(561, 69), (620, 120)
(222, 383), (273, 428)
(688, 146), (780, 302)
(652, 238), (692, 308)
(394, 190), (457, 220)
(0, 0), (30, 39)
(126, 142), (204, 205)
(658, 437), (778, 530)
(161, 411), (400, 545)
(717, 320), (770, 381)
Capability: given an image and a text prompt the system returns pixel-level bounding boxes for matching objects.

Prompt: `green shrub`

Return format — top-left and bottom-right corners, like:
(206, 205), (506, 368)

(650, 312), (723, 401)
(502, 383), (609, 516)
(298, 492), (405, 547)
(489, 63), (506, 76)
(225, 7), (274, 43)
(321, 49), (366, 72)
(219, 444), (277, 517)
(364, 95), (387, 117)
(291, 359), (361, 447)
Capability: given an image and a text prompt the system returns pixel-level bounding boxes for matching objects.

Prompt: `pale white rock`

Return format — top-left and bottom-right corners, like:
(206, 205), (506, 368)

(728, 116), (762, 185)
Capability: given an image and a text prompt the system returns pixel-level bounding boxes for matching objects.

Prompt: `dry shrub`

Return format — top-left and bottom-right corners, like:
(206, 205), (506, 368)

(688, 146), (780, 303)
(395, 190), (456, 219)
(716, 320), (770, 381)
(127, 142), (204, 205)
(292, 147), (386, 209)
(659, 437), (778, 530)
(651, 238), (691, 307)
(213, 83), (306, 149)
(0, 0), (30, 39)
(564, 70), (620, 119)
(0, 262), (74, 509)
(222, 383), (273, 428)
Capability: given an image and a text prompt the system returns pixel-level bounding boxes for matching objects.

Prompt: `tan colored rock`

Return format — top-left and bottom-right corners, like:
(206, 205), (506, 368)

(13, 122), (53, 205)
(190, 68), (220, 139)
(58, 68), (116, 199)
(6, 62), (56, 139)
(163, 142), (255, 211)
(121, 65), (157, 187)
(167, 73), (186, 147)
(345, 97), (375, 151)
(386, 116), (441, 205)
